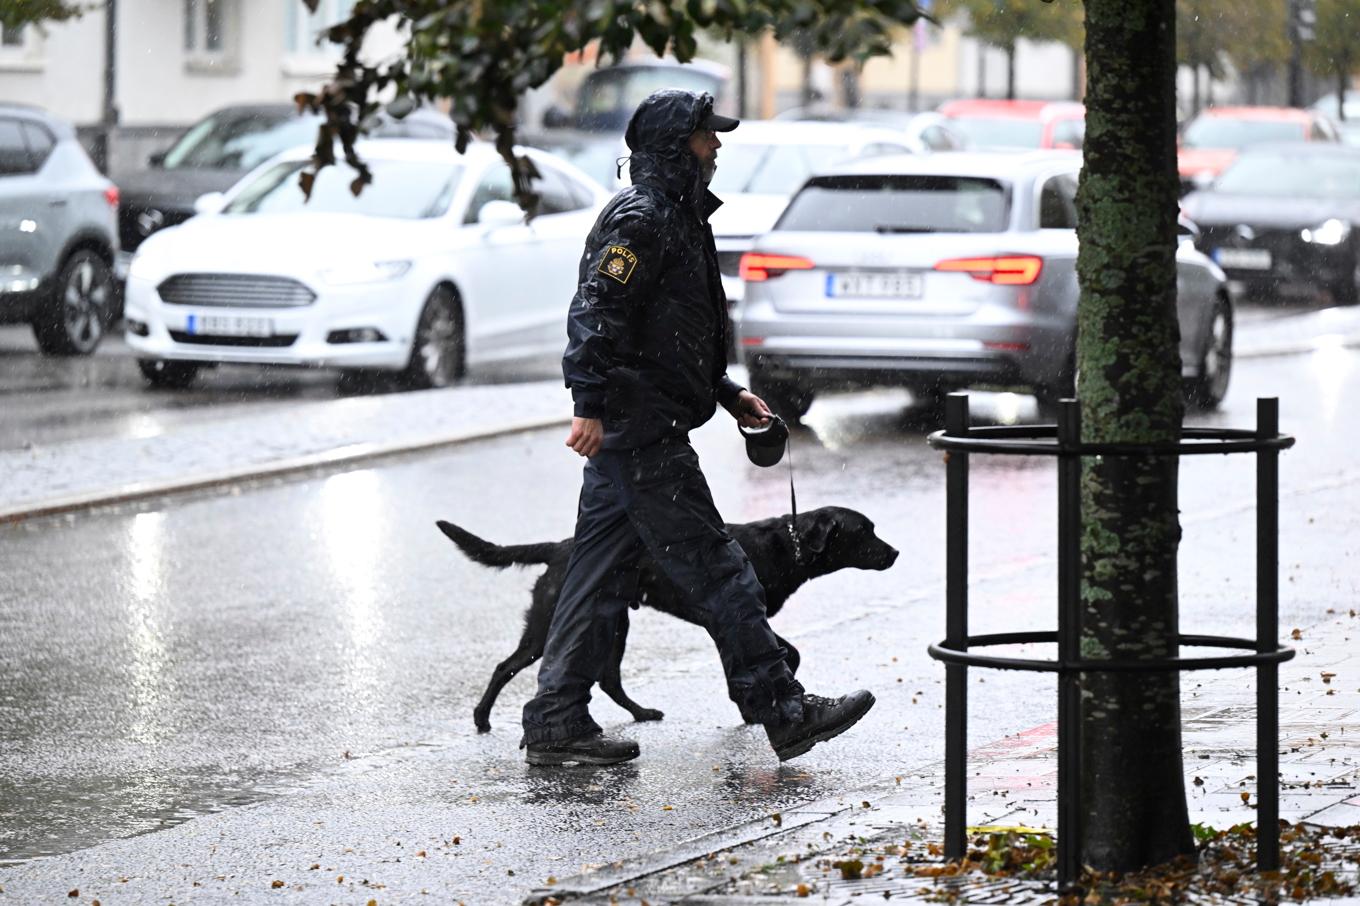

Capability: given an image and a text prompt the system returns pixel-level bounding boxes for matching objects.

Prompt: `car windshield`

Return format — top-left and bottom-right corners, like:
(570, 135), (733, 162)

(710, 142), (859, 195)
(223, 159), (463, 219)
(579, 68), (722, 116)
(162, 110), (324, 171)
(1214, 152), (1360, 198)
(945, 117), (1044, 149)
(1182, 117), (1305, 150)
(776, 175), (1010, 233)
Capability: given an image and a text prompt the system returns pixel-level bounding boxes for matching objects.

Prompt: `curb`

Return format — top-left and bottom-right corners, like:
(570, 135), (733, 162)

(0, 412), (571, 525)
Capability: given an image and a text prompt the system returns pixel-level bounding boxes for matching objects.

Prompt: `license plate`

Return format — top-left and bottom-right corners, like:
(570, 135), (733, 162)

(1213, 247), (1272, 270)
(826, 272), (923, 299)
(185, 314), (274, 337)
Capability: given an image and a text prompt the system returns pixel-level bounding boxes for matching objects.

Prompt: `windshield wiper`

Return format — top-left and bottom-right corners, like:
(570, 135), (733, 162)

(873, 225), (936, 233)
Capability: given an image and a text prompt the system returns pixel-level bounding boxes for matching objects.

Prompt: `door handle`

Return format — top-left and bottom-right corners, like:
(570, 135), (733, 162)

(49, 199), (67, 207)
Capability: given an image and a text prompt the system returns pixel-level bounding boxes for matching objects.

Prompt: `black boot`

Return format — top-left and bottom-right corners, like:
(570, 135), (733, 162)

(525, 731), (640, 766)
(766, 691), (875, 762)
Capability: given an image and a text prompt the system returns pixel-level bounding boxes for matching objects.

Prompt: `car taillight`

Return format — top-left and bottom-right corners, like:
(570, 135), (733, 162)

(739, 253), (814, 282)
(104, 185), (120, 208)
(934, 255), (1043, 285)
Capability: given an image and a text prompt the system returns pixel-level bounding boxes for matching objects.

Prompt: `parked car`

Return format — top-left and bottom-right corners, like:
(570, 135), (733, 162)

(0, 103), (120, 355)
(1180, 143), (1360, 307)
(1177, 105), (1339, 194)
(936, 99), (1086, 150)
(737, 151), (1233, 418)
(123, 140), (607, 390)
(115, 103), (457, 269)
(1311, 92), (1360, 147)
(542, 58), (731, 132)
(773, 107), (970, 152)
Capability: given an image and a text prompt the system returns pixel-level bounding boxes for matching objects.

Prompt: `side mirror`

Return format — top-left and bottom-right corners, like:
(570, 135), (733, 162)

(1176, 216), (1202, 243)
(148, 150), (167, 168)
(193, 191), (227, 215)
(477, 199), (525, 229)
(542, 106), (571, 129)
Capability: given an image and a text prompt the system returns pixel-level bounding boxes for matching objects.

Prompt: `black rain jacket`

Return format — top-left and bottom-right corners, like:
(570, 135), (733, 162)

(561, 89), (743, 450)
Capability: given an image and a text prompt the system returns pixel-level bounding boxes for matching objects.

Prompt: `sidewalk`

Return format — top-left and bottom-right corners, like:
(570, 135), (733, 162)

(4, 304), (1360, 524)
(528, 610), (1360, 904)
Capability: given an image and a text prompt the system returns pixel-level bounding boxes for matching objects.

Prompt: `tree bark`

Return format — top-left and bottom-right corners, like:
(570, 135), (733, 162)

(1075, 0), (1195, 873)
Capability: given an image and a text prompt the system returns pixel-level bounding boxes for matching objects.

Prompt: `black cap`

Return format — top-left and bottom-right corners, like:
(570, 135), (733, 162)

(740, 415), (789, 468)
(702, 111), (740, 132)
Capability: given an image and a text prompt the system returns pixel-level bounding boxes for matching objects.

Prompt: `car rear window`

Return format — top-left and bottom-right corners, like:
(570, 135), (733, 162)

(775, 175), (1010, 233)
(946, 117), (1044, 149)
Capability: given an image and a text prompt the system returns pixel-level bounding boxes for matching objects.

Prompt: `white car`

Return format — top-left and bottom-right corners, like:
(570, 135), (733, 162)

(124, 140), (608, 389)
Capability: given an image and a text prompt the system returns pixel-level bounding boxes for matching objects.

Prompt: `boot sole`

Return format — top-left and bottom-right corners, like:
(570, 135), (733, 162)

(775, 693), (876, 762)
(525, 748), (640, 767)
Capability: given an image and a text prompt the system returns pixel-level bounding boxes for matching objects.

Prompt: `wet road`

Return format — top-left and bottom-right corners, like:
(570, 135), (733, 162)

(2, 344), (1358, 902)
(0, 325), (561, 451)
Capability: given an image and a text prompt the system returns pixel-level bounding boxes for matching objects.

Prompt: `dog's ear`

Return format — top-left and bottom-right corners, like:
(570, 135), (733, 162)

(804, 513), (837, 555)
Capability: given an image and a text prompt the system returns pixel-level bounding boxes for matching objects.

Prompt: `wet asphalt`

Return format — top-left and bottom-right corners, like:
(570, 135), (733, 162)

(1, 325), (1358, 903)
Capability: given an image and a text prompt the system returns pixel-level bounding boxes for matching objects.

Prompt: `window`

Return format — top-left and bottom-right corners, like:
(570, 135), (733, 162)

(1051, 118), (1085, 150)
(464, 162), (515, 223)
(224, 159), (462, 219)
(0, 119), (34, 176)
(0, 21), (42, 68)
(1038, 174), (1078, 229)
(286, 0), (356, 55)
(19, 122), (54, 171)
(534, 166), (587, 215)
(1, 25), (25, 47)
(184, 0), (237, 66)
(776, 175), (1010, 234)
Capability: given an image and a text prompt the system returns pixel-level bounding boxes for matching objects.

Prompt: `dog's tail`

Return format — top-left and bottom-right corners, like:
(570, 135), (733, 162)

(435, 520), (559, 568)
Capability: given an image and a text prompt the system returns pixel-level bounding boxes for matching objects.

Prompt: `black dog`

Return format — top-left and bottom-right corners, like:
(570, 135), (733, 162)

(436, 506), (899, 732)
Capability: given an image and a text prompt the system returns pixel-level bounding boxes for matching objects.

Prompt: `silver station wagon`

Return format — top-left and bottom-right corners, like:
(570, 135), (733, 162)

(736, 151), (1233, 418)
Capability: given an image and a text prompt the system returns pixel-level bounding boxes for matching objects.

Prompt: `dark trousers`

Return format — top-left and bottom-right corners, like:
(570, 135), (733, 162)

(521, 437), (804, 745)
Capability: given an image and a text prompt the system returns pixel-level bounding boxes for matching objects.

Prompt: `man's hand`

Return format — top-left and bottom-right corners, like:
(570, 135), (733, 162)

(725, 390), (774, 428)
(565, 416), (604, 458)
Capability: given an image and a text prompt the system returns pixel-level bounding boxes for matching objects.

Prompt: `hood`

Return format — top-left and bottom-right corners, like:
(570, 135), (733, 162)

(625, 89), (713, 206)
(707, 194), (790, 239)
(116, 167), (248, 211)
(1178, 147), (1237, 178)
(140, 212), (434, 275)
(1182, 191), (1360, 230)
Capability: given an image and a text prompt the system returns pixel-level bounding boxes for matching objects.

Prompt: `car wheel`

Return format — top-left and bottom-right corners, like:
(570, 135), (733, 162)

(32, 249), (114, 356)
(1033, 348), (1077, 418)
(400, 287), (465, 390)
(1188, 296), (1233, 411)
(1331, 277), (1358, 307)
(750, 370), (814, 422)
(138, 359), (200, 390)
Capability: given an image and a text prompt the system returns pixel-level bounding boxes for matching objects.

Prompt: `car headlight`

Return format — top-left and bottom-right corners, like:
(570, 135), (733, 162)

(319, 260), (413, 285)
(1301, 218), (1352, 246)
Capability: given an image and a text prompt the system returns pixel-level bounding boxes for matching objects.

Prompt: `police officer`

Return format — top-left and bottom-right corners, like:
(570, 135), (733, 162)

(521, 89), (874, 766)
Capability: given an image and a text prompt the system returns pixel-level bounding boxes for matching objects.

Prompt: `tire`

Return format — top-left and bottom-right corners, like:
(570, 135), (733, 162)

(138, 359), (200, 390)
(1188, 296), (1233, 411)
(400, 287), (465, 390)
(749, 370), (814, 422)
(32, 249), (115, 356)
(1330, 277), (1358, 307)
(1033, 348), (1077, 417)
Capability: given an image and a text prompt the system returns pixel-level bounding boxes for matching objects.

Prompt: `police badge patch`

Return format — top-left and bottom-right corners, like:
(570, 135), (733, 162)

(597, 245), (639, 285)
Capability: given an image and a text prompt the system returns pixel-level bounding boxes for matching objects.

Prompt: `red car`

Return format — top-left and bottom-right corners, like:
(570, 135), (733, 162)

(1178, 106), (1340, 193)
(937, 99), (1086, 150)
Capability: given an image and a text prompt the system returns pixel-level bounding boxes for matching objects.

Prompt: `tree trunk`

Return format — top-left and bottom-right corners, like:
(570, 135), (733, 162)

(1006, 43), (1017, 99)
(1075, 0), (1196, 873)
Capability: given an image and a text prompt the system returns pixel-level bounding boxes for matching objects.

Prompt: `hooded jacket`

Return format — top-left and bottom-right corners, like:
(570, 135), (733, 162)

(562, 89), (744, 450)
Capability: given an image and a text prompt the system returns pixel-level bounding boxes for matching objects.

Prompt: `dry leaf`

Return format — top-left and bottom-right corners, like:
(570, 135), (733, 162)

(271, 880), (285, 888)
(1291, 628), (1303, 640)
(796, 882), (811, 897)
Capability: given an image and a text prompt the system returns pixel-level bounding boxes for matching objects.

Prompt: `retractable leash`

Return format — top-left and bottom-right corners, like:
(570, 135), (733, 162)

(739, 413), (803, 565)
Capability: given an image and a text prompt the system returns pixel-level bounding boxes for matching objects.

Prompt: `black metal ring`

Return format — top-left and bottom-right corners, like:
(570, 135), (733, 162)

(926, 425), (1295, 457)
(928, 631), (1295, 673)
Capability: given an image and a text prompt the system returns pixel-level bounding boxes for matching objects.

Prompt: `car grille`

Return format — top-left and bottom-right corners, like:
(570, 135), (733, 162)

(168, 330), (299, 347)
(119, 205), (192, 254)
(157, 274), (316, 308)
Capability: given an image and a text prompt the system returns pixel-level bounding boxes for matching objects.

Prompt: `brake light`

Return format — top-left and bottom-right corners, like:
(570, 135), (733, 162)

(934, 255), (1043, 285)
(104, 185), (120, 209)
(739, 253), (814, 282)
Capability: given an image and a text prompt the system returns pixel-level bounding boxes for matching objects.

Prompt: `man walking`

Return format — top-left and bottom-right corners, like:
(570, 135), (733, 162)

(521, 89), (874, 766)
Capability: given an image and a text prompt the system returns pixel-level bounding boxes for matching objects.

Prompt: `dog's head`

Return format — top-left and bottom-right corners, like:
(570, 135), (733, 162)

(795, 506), (899, 573)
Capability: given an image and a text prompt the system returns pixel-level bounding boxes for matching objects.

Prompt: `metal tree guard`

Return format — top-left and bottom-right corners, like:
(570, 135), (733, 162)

(926, 394), (1296, 889)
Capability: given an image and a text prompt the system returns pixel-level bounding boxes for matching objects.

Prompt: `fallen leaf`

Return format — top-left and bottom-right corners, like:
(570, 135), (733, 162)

(1240, 791), (1251, 804)
(272, 880), (286, 888)
(771, 813), (782, 827)
(796, 882), (811, 896)
(67, 892), (78, 899)
(1291, 628), (1303, 640)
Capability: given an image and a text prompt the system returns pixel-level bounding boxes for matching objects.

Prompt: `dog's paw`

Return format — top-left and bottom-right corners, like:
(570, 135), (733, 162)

(633, 708), (665, 722)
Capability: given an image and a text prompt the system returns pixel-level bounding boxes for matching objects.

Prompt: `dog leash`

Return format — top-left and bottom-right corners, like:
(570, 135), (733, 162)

(784, 426), (802, 566)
